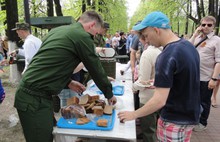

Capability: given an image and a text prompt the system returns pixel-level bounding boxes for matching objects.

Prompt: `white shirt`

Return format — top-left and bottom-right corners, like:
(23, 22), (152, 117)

(194, 32), (220, 81)
(18, 34), (42, 74)
(133, 46), (162, 104)
(111, 36), (120, 48)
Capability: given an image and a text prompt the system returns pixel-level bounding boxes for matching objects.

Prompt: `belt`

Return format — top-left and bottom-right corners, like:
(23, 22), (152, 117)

(20, 87), (53, 100)
(19, 82), (54, 100)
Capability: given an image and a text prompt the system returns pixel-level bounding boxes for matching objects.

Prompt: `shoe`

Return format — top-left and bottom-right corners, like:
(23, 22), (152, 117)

(193, 123), (207, 132)
(212, 104), (218, 108)
(211, 101), (218, 108)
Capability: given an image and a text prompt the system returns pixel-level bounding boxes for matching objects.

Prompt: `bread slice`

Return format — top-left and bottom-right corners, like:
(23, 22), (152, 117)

(79, 94), (89, 105)
(67, 96), (79, 106)
(76, 117), (90, 125)
(97, 119), (108, 127)
(88, 95), (100, 103)
(92, 106), (103, 116)
(104, 105), (113, 115)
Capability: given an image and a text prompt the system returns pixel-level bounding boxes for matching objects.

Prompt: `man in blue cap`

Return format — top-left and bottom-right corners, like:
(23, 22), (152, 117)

(118, 11), (201, 141)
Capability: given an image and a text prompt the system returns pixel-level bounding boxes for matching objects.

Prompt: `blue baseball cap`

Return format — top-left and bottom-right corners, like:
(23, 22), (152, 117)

(133, 11), (171, 31)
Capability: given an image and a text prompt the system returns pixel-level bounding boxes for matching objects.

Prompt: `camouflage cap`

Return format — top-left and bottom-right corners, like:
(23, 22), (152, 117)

(12, 22), (30, 31)
(103, 22), (109, 29)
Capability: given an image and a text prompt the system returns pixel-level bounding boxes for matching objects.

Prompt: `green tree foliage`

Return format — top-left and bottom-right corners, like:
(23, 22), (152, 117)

(61, 0), (128, 34)
(130, 0), (219, 36)
(130, 0), (190, 36)
(0, 9), (6, 34)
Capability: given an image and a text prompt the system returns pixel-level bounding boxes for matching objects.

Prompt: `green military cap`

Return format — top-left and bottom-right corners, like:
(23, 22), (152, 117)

(12, 22), (30, 31)
(104, 22), (109, 29)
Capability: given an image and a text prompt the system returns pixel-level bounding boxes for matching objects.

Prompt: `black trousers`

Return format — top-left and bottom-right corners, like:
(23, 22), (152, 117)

(199, 81), (213, 126)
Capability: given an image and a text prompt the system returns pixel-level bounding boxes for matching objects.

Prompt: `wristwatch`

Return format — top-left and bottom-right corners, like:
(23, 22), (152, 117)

(211, 78), (218, 81)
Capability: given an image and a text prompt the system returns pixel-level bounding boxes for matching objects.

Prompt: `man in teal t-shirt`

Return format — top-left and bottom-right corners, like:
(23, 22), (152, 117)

(14, 11), (117, 142)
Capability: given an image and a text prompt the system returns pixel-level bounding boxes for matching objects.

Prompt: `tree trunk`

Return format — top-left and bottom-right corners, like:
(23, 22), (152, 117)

(23, 0), (30, 24)
(87, 0), (91, 6)
(188, 0), (200, 25)
(195, 0), (201, 21)
(54, 0), (63, 16)
(200, 0), (205, 17)
(208, 0), (214, 16)
(82, 0), (86, 13)
(5, 0), (20, 43)
(91, 0), (95, 10)
(98, 0), (104, 12)
(5, 0), (22, 83)
(185, 0), (189, 35)
(47, 0), (54, 16)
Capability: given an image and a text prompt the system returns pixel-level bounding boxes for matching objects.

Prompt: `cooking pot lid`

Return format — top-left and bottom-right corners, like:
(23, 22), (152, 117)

(98, 48), (115, 58)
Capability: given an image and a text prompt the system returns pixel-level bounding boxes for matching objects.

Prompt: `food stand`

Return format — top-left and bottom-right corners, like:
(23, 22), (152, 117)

(53, 63), (136, 142)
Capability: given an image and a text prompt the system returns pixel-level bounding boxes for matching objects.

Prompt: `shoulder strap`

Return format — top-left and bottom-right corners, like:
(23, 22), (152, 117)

(195, 36), (208, 48)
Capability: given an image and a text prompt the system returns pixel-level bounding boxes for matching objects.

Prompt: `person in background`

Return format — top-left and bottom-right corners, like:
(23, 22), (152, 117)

(1, 36), (8, 59)
(94, 22), (110, 47)
(189, 15), (220, 131)
(126, 30), (135, 56)
(133, 34), (162, 141)
(117, 32), (127, 63)
(14, 11), (116, 142)
(0, 38), (5, 72)
(105, 33), (112, 48)
(129, 22), (143, 111)
(112, 32), (120, 54)
(130, 21), (142, 80)
(10, 23), (42, 74)
(118, 11), (200, 142)
(0, 79), (5, 104)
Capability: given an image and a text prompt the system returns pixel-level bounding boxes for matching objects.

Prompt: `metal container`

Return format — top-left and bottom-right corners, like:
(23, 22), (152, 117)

(100, 58), (116, 78)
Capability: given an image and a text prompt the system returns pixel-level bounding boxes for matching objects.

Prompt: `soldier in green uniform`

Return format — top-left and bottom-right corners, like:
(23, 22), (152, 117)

(14, 11), (117, 142)
(94, 22), (109, 47)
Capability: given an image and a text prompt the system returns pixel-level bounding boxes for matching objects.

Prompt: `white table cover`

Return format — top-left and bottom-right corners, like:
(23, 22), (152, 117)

(53, 63), (136, 142)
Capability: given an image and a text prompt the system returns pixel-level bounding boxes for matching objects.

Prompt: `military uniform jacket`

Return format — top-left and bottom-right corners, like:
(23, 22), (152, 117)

(16, 22), (113, 99)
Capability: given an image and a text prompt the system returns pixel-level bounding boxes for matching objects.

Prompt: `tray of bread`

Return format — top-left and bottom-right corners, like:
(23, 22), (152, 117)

(57, 94), (115, 131)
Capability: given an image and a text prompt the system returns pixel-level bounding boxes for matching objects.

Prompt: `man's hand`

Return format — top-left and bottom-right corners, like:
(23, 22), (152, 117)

(9, 50), (18, 57)
(117, 111), (137, 123)
(108, 95), (117, 105)
(208, 80), (217, 90)
(96, 47), (105, 53)
(68, 80), (86, 94)
(193, 26), (203, 38)
(107, 76), (115, 82)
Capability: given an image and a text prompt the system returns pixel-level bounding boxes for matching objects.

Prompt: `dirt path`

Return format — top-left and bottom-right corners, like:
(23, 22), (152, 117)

(0, 67), (25, 142)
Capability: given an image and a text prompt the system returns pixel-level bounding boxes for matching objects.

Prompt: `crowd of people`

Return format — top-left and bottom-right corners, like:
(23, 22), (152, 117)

(0, 10), (219, 142)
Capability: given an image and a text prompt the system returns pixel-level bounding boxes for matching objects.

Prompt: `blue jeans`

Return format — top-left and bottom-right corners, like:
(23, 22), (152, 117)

(199, 81), (213, 126)
(0, 54), (4, 70)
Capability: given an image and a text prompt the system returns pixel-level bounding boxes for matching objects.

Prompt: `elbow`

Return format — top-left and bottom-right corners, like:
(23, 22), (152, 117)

(157, 99), (166, 109)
